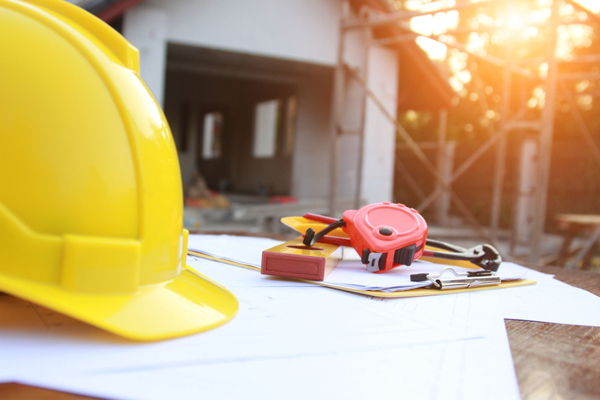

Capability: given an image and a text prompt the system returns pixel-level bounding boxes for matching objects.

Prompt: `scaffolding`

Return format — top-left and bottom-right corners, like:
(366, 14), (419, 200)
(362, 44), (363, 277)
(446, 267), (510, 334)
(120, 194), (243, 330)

(329, 0), (600, 263)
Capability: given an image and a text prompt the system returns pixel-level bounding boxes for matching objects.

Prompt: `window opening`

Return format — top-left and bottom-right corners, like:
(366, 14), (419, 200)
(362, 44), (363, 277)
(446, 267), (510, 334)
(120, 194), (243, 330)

(252, 99), (280, 158)
(202, 112), (223, 159)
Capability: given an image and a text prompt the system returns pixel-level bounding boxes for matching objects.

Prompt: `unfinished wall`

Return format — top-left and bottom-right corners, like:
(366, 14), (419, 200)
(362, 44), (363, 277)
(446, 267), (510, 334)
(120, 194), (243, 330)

(164, 71), (244, 186)
(122, 6), (168, 106)
(229, 80), (296, 196)
(165, 70), (298, 195)
(143, 0), (342, 66)
(291, 69), (335, 200)
(126, 0), (400, 205)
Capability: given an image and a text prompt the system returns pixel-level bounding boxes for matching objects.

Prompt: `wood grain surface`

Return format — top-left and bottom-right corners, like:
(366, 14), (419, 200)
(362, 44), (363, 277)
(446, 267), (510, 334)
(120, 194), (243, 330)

(1, 251), (599, 399)
(506, 266), (600, 400)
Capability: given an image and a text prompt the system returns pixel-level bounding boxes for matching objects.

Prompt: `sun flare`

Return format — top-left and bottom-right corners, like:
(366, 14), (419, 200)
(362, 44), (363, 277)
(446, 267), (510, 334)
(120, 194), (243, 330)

(406, 0), (596, 93)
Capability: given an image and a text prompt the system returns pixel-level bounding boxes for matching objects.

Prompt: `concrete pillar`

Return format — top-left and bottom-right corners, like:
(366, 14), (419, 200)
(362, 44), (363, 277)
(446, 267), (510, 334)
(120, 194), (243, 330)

(122, 6), (168, 106)
(359, 46), (398, 204)
(514, 138), (539, 244)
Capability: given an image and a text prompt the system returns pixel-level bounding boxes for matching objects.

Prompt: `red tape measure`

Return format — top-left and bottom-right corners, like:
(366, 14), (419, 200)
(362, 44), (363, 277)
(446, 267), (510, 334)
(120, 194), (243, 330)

(302, 202), (501, 273)
(343, 202), (427, 272)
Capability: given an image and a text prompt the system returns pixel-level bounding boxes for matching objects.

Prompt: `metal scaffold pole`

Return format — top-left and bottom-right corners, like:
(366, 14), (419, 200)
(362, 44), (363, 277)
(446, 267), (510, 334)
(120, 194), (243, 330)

(490, 34), (513, 242)
(328, 6), (348, 217)
(354, 29), (371, 211)
(435, 109), (449, 226)
(530, 0), (560, 263)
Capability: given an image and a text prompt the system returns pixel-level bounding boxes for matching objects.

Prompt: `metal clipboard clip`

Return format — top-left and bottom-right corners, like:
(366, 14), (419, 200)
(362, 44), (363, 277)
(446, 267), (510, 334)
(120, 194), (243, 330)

(410, 268), (501, 290)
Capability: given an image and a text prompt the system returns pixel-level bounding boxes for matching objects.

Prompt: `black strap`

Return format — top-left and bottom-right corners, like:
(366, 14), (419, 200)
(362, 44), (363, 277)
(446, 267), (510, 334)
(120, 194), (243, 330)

(426, 239), (502, 271)
(302, 219), (347, 247)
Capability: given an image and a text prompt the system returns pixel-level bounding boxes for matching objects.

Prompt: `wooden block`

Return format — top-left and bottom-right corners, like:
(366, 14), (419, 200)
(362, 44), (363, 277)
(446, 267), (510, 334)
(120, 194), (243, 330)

(261, 237), (342, 281)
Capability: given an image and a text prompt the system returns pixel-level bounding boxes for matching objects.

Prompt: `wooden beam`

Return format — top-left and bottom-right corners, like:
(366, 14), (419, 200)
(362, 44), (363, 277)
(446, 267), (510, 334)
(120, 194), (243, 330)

(565, 54), (600, 63)
(563, 0), (600, 24)
(343, 0), (503, 31)
(328, 30), (347, 217)
(507, 120), (541, 130)
(354, 29), (370, 211)
(441, 39), (536, 79)
(416, 104), (527, 216)
(435, 109), (450, 226)
(559, 72), (600, 80)
(396, 141), (440, 150)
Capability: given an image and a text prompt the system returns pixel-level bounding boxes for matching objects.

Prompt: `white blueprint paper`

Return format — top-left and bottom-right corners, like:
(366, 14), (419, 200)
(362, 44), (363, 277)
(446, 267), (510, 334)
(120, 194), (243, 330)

(2, 268), (520, 400)
(16, 315), (519, 400)
(0, 257), (488, 381)
(499, 276), (600, 326)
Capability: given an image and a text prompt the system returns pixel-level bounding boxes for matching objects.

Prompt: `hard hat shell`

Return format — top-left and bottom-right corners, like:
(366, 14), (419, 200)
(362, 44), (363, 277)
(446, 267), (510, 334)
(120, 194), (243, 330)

(0, 0), (238, 341)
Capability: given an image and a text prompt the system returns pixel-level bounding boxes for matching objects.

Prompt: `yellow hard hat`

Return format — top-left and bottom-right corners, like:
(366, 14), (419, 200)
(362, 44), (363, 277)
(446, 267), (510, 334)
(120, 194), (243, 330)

(0, 0), (238, 341)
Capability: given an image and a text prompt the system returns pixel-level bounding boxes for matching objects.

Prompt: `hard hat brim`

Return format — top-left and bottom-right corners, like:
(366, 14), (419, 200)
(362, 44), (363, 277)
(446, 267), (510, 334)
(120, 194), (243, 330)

(0, 266), (238, 341)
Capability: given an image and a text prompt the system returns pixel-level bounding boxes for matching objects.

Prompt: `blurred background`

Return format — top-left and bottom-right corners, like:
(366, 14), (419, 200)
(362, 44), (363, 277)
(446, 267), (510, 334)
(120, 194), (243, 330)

(70, 0), (600, 269)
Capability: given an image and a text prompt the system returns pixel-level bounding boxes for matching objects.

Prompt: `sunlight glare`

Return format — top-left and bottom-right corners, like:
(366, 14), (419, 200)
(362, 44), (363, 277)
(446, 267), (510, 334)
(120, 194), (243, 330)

(577, 94), (593, 110)
(447, 10), (460, 30)
(573, 0), (600, 14)
(560, 3), (575, 18)
(556, 23), (594, 60)
(522, 26), (539, 40)
(466, 32), (488, 54)
(404, 0), (421, 10)
(539, 63), (549, 79)
(458, 69), (472, 84)
(449, 76), (463, 92)
(411, 14), (433, 36)
(530, 86), (546, 109)
(433, 12), (449, 35)
(476, 13), (494, 26)
(505, 14), (524, 31)
(405, 110), (418, 121)
(419, 1), (446, 13)
(575, 80), (590, 93)
(416, 36), (448, 60)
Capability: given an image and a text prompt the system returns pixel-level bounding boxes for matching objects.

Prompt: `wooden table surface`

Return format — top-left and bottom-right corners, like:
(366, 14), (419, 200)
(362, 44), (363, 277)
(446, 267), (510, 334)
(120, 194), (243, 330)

(506, 265), (600, 400)
(1, 242), (599, 400)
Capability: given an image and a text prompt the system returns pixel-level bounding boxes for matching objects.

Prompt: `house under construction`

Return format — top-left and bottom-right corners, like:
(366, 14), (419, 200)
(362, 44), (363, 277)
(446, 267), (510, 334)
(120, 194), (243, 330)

(74, 0), (600, 264)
